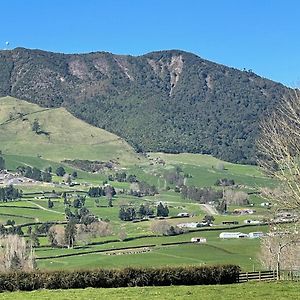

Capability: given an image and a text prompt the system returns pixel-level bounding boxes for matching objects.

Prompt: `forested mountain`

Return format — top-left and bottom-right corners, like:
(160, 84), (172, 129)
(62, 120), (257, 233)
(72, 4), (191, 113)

(0, 47), (289, 164)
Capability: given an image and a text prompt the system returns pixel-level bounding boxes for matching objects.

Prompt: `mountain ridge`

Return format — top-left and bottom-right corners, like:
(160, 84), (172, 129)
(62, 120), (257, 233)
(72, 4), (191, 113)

(0, 47), (289, 164)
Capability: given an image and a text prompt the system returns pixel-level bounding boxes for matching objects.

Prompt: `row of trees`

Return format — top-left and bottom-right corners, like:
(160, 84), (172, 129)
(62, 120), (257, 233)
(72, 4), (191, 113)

(180, 185), (222, 203)
(119, 202), (169, 221)
(108, 172), (138, 183)
(16, 166), (52, 182)
(128, 181), (158, 197)
(48, 220), (111, 248)
(0, 185), (22, 201)
(87, 186), (116, 198)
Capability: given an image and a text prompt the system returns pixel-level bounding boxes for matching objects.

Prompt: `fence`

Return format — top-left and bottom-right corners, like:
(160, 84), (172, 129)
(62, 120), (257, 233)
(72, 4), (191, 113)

(238, 270), (277, 282)
(281, 270), (300, 281)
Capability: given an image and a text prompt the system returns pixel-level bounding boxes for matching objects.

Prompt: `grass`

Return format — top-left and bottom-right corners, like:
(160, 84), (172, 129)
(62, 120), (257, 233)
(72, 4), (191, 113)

(36, 225), (265, 271)
(0, 96), (143, 166)
(149, 152), (275, 188)
(0, 282), (298, 300)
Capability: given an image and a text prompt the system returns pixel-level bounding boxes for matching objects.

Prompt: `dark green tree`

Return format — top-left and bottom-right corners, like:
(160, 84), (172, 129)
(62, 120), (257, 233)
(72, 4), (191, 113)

(0, 156), (5, 170)
(64, 220), (77, 248)
(56, 166), (66, 176)
(48, 199), (54, 208)
(32, 119), (40, 133)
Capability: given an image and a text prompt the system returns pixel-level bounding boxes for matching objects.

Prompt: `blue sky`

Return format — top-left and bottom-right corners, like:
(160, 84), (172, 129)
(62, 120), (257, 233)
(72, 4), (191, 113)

(1, 0), (299, 86)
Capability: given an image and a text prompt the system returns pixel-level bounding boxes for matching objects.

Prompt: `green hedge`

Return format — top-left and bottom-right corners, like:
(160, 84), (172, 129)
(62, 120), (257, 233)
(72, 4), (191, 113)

(0, 265), (240, 291)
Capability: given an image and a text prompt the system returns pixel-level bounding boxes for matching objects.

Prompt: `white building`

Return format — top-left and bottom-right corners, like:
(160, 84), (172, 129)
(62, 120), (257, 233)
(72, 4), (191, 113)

(219, 232), (248, 239)
(177, 222), (199, 228)
(177, 212), (190, 217)
(191, 237), (207, 243)
(248, 232), (264, 239)
(243, 219), (261, 225)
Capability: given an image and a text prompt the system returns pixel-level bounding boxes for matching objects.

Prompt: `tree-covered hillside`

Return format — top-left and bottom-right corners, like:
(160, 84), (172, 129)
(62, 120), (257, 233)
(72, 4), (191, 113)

(0, 48), (289, 164)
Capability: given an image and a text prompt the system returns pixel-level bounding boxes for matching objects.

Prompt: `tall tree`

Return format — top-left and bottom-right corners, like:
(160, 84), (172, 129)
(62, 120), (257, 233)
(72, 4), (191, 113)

(64, 221), (77, 249)
(0, 156), (5, 170)
(257, 90), (300, 278)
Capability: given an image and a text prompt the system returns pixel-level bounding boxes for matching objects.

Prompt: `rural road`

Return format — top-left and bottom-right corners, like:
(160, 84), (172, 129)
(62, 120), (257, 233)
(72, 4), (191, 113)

(30, 201), (64, 215)
(200, 204), (218, 215)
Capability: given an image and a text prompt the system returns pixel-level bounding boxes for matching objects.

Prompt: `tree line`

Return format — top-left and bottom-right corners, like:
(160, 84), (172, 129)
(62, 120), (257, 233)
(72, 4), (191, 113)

(0, 185), (22, 201)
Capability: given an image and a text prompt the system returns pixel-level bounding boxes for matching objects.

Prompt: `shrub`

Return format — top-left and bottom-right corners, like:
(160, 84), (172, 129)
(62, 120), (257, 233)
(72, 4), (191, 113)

(0, 265), (240, 291)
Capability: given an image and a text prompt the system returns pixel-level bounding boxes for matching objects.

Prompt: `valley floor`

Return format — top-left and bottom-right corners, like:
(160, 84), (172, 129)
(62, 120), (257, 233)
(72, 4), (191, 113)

(0, 282), (298, 300)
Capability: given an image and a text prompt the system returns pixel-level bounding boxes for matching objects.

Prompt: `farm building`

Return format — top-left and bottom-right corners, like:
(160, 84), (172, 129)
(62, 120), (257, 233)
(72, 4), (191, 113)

(219, 232), (248, 239)
(243, 219), (261, 225)
(177, 222), (199, 228)
(233, 208), (255, 215)
(191, 237), (207, 243)
(248, 232), (264, 239)
(222, 221), (239, 225)
(177, 212), (190, 217)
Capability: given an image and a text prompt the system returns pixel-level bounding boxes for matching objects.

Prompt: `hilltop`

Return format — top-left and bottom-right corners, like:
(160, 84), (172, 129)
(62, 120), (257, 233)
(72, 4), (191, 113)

(0, 96), (142, 165)
(0, 48), (289, 163)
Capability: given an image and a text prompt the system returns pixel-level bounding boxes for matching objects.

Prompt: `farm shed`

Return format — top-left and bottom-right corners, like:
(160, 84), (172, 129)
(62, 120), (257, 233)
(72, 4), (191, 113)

(219, 232), (248, 239)
(177, 212), (190, 217)
(191, 237), (207, 243)
(248, 232), (264, 239)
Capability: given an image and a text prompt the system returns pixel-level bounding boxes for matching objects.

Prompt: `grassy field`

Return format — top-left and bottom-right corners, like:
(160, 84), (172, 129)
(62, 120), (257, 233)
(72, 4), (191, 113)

(0, 96), (143, 165)
(0, 282), (298, 300)
(148, 152), (274, 188)
(36, 223), (264, 271)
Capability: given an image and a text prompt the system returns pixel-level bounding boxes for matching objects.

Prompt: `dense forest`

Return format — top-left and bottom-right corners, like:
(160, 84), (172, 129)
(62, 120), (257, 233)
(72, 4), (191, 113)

(0, 48), (289, 163)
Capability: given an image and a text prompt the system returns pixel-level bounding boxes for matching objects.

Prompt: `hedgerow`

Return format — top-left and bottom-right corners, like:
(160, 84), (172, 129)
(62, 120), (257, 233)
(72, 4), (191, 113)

(0, 265), (240, 291)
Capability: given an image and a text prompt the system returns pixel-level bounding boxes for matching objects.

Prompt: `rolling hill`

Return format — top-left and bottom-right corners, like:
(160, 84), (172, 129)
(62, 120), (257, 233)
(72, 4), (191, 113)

(0, 96), (143, 165)
(0, 48), (290, 163)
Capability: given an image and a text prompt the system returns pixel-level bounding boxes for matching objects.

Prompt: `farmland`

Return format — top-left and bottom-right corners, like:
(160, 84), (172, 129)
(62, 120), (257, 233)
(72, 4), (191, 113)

(0, 96), (275, 272)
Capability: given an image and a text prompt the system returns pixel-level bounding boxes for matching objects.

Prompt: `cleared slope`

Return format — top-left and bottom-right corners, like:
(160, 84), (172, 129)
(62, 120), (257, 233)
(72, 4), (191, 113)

(0, 96), (143, 165)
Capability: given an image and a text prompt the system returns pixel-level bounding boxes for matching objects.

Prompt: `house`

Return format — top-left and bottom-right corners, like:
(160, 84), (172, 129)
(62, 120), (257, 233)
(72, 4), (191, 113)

(233, 208), (255, 215)
(219, 232), (248, 239)
(177, 212), (190, 217)
(222, 221), (239, 225)
(191, 237), (207, 243)
(243, 219), (261, 225)
(196, 222), (210, 227)
(248, 232), (264, 239)
(261, 202), (271, 207)
(177, 222), (199, 228)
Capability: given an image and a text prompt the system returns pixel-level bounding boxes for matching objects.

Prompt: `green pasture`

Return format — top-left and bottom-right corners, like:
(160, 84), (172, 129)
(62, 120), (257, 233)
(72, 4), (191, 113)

(149, 152), (275, 188)
(0, 281), (298, 300)
(0, 96), (143, 166)
(35, 224), (266, 271)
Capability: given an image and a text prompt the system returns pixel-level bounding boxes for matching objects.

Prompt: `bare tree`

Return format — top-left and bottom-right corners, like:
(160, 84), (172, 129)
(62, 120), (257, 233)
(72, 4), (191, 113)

(257, 90), (300, 277)
(223, 189), (249, 205)
(259, 224), (300, 279)
(118, 228), (127, 241)
(48, 225), (65, 247)
(0, 235), (35, 271)
(257, 89), (300, 212)
(150, 220), (172, 236)
(77, 221), (112, 244)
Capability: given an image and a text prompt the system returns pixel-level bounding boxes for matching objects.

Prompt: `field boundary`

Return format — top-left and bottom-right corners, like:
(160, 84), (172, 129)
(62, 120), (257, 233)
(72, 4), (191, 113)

(238, 270), (277, 282)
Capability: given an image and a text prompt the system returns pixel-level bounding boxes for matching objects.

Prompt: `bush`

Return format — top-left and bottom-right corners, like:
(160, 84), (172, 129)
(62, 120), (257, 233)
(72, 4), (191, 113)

(0, 265), (240, 291)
